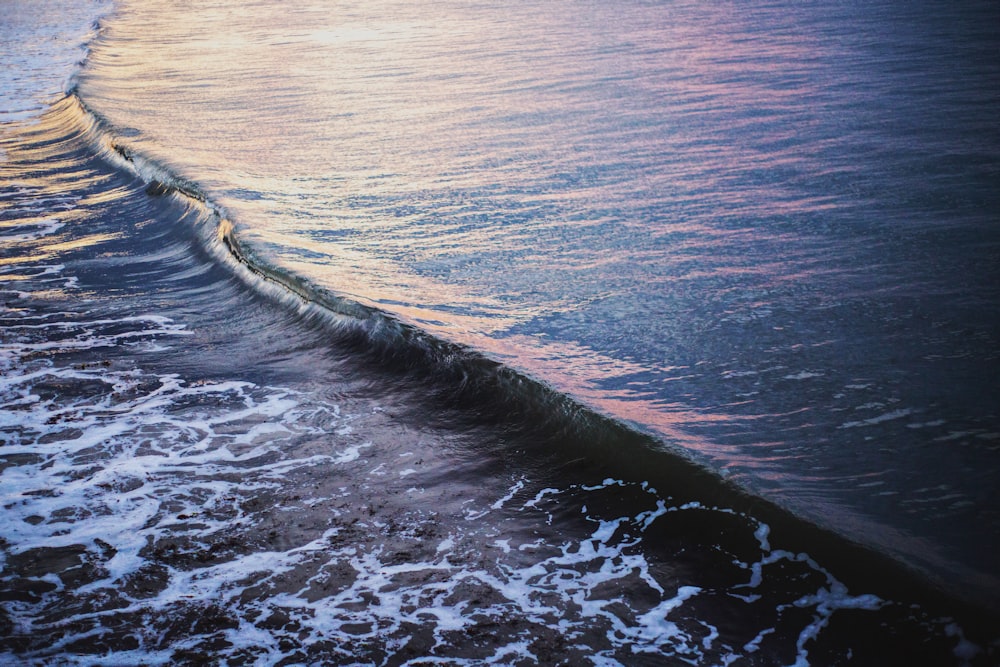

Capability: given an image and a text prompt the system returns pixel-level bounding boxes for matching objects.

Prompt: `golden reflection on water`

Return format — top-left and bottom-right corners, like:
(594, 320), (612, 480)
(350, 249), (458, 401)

(42, 0), (830, 464)
(41, 232), (122, 253)
(67, 0), (998, 475)
(1, 0), (994, 622)
(0, 233), (123, 264)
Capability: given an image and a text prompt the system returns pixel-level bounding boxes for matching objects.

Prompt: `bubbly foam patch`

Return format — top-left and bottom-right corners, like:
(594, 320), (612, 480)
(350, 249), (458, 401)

(1, 326), (915, 667)
(0, 293), (982, 665)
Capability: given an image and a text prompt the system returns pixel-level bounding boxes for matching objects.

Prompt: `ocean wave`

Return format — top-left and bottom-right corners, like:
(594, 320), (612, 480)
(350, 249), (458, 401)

(16, 80), (993, 624)
(1, 35), (995, 663)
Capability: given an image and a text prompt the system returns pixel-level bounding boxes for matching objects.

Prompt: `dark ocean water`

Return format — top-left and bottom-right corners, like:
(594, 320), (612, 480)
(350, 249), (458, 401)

(1, 0), (999, 664)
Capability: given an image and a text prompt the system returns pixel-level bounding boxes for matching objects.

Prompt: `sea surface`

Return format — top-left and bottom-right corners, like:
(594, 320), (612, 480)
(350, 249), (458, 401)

(2, 0), (998, 665)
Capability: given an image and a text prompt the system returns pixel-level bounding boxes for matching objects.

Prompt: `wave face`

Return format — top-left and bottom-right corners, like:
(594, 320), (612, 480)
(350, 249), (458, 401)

(2, 0), (999, 664)
(73, 0), (1000, 605)
(5, 100), (988, 667)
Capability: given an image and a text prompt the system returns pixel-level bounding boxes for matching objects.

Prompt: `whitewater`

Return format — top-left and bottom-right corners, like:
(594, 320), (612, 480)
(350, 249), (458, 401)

(1, 0), (998, 664)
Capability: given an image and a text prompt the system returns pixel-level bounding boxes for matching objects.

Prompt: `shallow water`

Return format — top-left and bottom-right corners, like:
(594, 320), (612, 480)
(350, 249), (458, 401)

(69, 0), (1000, 607)
(3, 96), (974, 666)
(1, 0), (999, 664)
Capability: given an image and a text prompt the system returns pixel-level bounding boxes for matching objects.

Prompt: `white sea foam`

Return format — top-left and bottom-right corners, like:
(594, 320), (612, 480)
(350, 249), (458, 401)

(330, 441), (372, 464)
(4, 303), (741, 662)
(490, 477), (526, 510)
(1, 357), (968, 667)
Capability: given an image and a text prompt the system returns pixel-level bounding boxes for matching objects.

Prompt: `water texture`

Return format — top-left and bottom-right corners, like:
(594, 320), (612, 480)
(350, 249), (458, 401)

(1, 0), (999, 664)
(74, 0), (1000, 602)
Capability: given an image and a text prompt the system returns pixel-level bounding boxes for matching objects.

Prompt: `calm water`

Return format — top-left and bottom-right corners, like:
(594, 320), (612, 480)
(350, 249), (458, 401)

(2, 0), (999, 664)
(77, 0), (1000, 593)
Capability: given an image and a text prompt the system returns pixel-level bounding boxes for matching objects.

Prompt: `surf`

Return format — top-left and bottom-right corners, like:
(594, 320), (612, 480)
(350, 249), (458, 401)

(34, 59), (995, 631)
(3, 0), (999, 663)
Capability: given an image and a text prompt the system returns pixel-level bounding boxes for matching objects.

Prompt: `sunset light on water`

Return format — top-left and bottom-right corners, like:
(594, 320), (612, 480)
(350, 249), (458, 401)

(2, 0), (998, 663)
